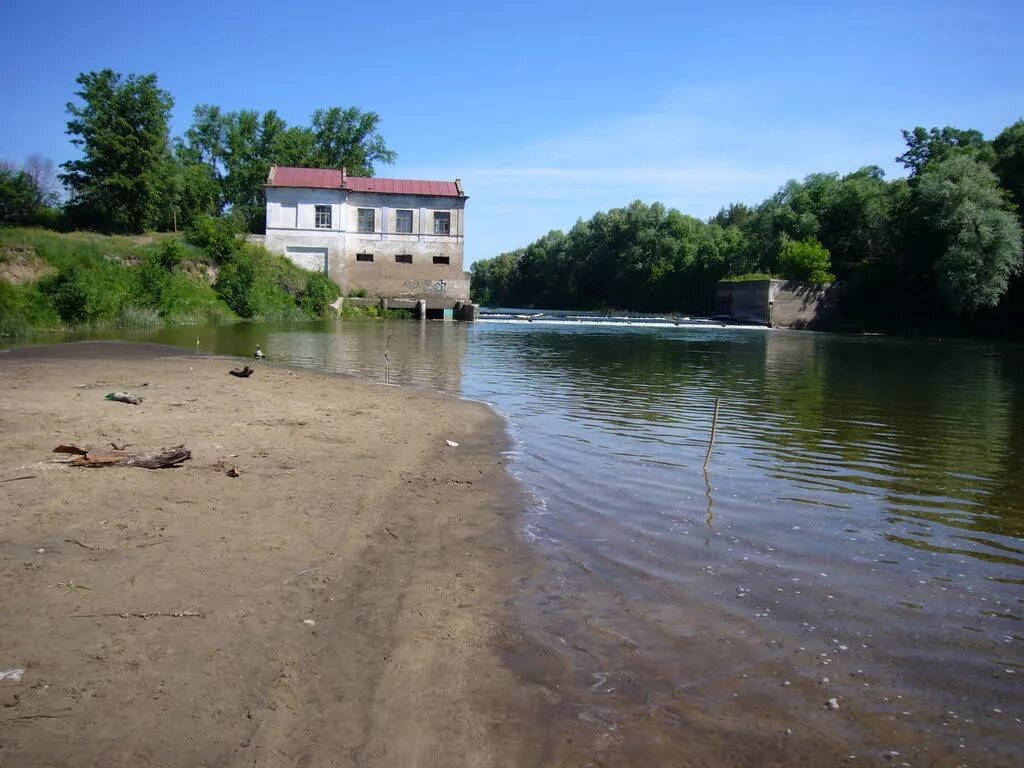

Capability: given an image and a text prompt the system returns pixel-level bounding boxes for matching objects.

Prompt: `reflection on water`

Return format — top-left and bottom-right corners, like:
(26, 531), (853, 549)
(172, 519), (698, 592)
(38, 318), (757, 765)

(5, 320), (1023, 762)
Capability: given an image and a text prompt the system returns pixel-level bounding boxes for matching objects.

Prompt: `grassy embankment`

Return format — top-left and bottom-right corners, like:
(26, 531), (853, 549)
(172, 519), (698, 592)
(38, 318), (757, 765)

(0, 226), (349, 336)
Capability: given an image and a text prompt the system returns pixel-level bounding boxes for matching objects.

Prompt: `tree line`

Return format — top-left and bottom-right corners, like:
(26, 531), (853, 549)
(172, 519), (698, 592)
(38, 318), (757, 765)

(471, 124), (1024, 335)
(1, 69), (396, 234)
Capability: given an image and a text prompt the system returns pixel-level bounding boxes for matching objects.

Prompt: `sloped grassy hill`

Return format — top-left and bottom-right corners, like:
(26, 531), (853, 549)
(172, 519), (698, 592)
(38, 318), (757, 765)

(0, 228), (340, 335)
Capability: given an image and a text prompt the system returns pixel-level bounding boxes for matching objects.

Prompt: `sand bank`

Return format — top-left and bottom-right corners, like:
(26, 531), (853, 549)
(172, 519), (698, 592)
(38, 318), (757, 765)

(0, 342), (546, 767)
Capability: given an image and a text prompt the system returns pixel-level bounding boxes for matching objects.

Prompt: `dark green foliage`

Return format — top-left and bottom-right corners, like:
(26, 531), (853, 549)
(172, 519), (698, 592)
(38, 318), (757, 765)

(914, 156), (1022, 313)
(777, 238), (835, 284)
(299, 271), (341, 316)
(28, 71), (396, 238)
(214, 244), (339, 320)
(0, 279), (59, 335)
(185, 215), (240, 264)
(471, 201), (743, 314)
(175, 103), (396, 233)
(0, 169), (40, 223)
(60, 70), (176, 233)
(41, 266), (90, 323)
(310, 107), (397, 173)
(993, 120), (1024, 216)
(897, 126), (995, 176)
(172, 163), (221, 229)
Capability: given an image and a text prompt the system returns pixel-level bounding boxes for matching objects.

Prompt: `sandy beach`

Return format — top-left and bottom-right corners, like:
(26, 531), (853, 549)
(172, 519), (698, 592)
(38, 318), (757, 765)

(0, 342), (547, 767)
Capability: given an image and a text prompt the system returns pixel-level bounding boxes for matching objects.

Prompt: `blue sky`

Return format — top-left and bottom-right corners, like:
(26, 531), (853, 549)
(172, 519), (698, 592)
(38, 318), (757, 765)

(1, 0), (1022, 264)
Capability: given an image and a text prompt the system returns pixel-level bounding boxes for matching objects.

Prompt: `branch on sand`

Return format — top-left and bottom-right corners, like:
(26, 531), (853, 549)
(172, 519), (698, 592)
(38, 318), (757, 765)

(68, 611), (207, 620)
(53, 444), (191, 469)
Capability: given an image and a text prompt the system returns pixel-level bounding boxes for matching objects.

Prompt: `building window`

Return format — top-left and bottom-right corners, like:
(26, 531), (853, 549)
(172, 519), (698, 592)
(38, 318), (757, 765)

(358, 208), (375, 233)
(356, 253), (373, 262)
(314, 205), (331, 229)
(395, 209), (413, 233)
(433, 256), (450, 265)
(395, 254), (412, 264)
(433, 211), (451, 235)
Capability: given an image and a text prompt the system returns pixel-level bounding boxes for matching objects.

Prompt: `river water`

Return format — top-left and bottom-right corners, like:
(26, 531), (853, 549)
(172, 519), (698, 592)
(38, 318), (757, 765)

(5, 318), (1022, 764)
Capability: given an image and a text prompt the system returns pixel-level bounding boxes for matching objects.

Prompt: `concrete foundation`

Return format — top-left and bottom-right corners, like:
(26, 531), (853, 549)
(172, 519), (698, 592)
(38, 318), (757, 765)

(714, 280), (839, 329)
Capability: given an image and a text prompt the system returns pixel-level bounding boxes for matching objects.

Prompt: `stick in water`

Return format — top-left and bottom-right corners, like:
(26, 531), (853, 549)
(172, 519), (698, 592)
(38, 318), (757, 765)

(703, 397), (720, 470)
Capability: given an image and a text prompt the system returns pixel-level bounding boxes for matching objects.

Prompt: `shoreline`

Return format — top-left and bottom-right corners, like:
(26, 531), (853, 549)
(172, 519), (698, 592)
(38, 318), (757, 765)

(0, 342), (550, 766)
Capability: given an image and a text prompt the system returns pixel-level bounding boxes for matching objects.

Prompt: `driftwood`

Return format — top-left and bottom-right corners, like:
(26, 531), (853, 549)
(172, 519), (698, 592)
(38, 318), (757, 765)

(53, 444), (88, 456)
(60, 444), (191, 469)
(229, 366), (255, 378)
(68, 610), (207, 620)
(105, 392), (143, 405)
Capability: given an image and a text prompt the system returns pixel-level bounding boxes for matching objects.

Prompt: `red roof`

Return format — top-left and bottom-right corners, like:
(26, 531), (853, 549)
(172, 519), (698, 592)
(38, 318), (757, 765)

(266, 166), (464, 197)
(269, 167), (345, 189)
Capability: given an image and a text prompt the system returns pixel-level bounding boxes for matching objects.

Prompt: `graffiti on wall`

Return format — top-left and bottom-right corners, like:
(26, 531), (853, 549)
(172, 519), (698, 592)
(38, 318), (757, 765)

(403, 279), (449, 294)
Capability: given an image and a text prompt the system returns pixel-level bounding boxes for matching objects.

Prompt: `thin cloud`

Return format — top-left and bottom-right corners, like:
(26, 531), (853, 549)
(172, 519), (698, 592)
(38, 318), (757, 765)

(391, 83), (910, 262)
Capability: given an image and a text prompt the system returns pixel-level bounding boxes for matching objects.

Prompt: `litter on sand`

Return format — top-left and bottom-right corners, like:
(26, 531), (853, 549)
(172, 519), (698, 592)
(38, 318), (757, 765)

(105, 392), (142, 405)
(0, 669), (24, 682)
(445, 440), (459, 447)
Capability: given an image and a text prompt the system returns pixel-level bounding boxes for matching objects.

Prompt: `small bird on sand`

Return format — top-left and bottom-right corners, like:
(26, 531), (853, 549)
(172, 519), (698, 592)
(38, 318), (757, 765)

(254, 344), (265, 360)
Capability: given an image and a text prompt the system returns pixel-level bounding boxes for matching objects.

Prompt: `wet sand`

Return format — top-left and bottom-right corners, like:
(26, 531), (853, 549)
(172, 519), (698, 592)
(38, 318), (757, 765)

(0, 342), (548, 767)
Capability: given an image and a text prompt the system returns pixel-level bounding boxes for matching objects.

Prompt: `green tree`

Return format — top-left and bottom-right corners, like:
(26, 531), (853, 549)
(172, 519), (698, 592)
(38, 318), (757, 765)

(171, 162), (222, 229)
(0, 168), (39, 223)
(59, 70), (175, 232)
(897, 126), (994, 176)
(993, 119), (1024, 216)
(914, 155), (1023, 313)
(177, 104), (396, 233)
(777, 237), (835, 284)
(311, 107), (397, 174)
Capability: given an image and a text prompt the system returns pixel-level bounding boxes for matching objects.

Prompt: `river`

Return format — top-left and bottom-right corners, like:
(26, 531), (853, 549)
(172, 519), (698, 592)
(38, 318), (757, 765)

(4, 317), (1022, 764)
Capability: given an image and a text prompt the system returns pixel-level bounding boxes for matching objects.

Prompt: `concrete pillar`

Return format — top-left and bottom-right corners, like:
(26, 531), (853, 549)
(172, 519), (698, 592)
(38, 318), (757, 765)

(416, 299), (426, 319)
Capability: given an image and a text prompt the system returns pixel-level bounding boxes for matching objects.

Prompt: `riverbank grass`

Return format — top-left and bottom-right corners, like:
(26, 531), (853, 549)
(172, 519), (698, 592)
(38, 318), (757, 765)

(0, 226), (343, 335)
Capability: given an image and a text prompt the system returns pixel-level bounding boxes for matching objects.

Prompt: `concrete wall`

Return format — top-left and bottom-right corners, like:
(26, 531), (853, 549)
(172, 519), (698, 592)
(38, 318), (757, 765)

(715, 280), (839, 329)
(263, 187), (468, 307)
(714, 280), (773, 324)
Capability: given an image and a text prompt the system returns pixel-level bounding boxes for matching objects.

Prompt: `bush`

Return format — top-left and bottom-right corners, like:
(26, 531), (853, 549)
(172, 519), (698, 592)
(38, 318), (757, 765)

(214, 245), (300, 319)
(722, 273), (777, 282)
(22, 206), (70, 231)
(0, 280), (60, 335)
(41, 266), (92, 323)
(777, 238), (835, 284)
(185, 215), (240, 265)
(299, 271), (341, 316)
(157, 239), (188, 270)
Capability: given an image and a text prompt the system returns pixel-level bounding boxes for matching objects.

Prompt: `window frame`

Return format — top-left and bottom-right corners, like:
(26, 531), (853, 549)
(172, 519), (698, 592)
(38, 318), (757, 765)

(433, 256), (450, 265)
(355, 253), (374, 262)
(395, 209), (414, 234)
(433, 211), (451, 235)
(357, 208), (376, 233)
(395, 254), (413, 264)
(314, 204), (332, 229)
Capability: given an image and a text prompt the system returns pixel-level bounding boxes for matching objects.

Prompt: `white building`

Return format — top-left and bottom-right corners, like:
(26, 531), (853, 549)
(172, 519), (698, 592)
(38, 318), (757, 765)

(263, 166), (469, 308)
